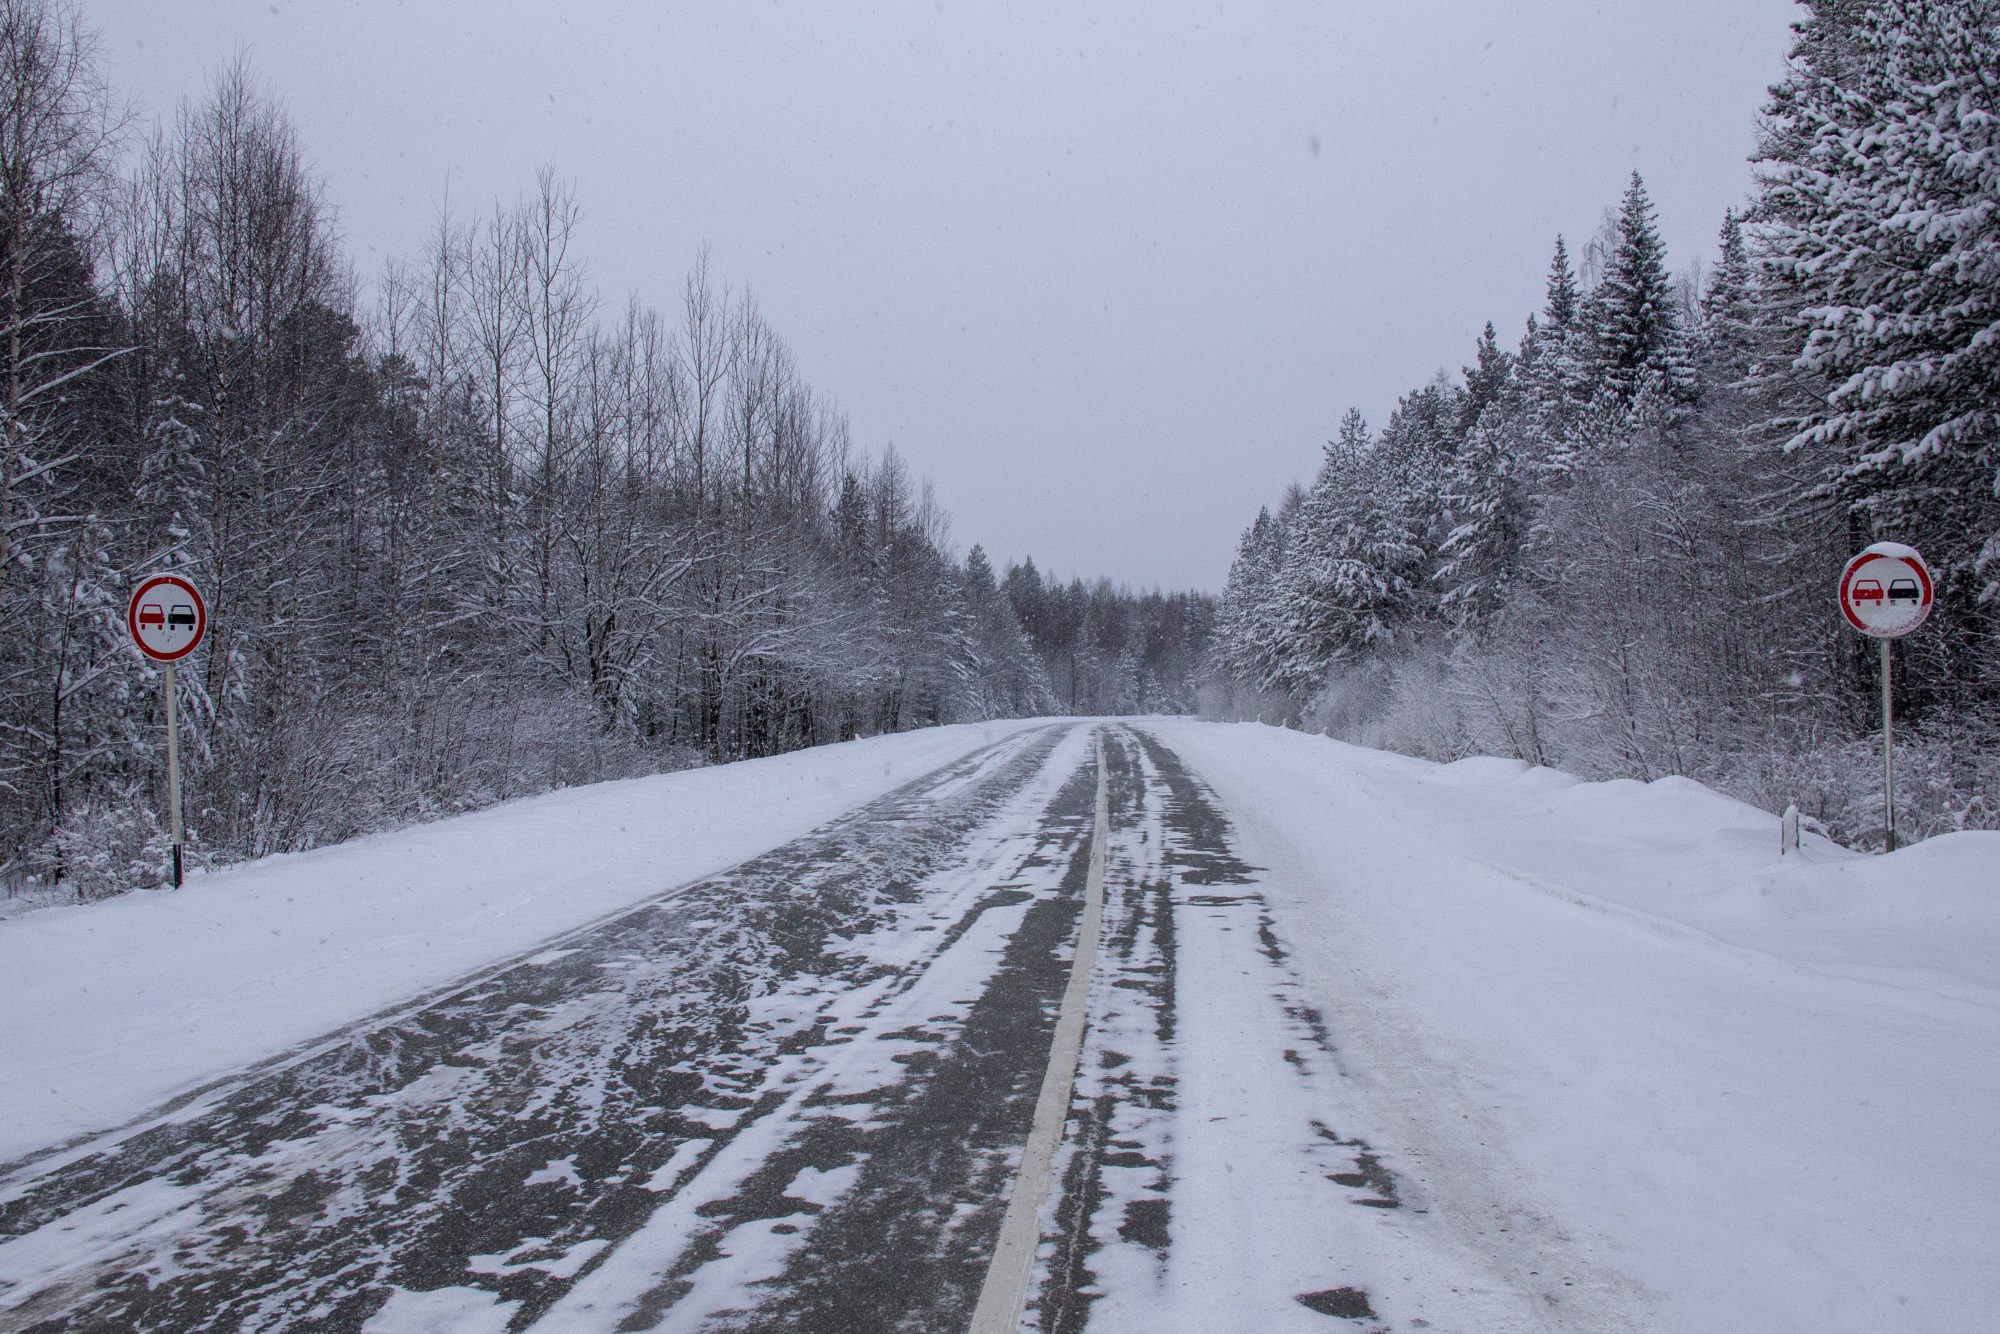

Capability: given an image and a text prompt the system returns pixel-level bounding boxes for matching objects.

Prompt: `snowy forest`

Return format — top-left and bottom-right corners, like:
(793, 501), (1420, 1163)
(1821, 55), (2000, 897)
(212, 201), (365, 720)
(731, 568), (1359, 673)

(1207, 0), (2000, 847)
(0, 0), (1212, 901)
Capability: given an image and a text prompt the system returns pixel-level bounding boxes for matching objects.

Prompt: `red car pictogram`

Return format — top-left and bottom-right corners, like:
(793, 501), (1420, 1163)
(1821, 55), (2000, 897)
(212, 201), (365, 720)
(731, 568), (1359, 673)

(1852, 579), (1884, 604)
(139, 603), (166, 628)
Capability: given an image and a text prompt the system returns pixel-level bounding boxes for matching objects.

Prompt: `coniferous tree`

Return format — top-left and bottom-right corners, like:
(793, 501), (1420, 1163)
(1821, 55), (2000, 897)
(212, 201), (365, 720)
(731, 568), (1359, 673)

(1267, 414), (1422, 694)
(1440, 352), (1531, 634)
(1756, 0), (2000, 606)
(1460, 322), (1514, 433)
(1586, 172), (1697, 410)
(1696, 211), (1759, 391)
(1214, 507), (1286, 689)
(961, 544), (1055, 717)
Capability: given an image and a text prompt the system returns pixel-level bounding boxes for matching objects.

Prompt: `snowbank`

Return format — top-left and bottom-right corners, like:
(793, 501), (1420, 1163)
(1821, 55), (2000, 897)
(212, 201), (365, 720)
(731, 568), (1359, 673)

(1146, 719), (2000, 1333)
(0, 721), (1048, 1166)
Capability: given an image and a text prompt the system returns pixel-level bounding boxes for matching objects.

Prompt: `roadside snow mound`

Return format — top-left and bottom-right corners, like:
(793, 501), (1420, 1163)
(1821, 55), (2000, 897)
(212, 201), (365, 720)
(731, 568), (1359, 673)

(1416, 746), (2000, 999)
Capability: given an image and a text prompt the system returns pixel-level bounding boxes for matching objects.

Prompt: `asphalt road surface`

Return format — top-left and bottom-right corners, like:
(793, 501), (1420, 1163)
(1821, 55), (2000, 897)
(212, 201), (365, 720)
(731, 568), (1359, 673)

(0, 723), (1426, 1333)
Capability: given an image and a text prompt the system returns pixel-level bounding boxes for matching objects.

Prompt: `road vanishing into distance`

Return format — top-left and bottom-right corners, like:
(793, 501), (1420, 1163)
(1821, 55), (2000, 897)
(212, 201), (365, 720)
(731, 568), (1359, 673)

(0, 724), (1563, 1333)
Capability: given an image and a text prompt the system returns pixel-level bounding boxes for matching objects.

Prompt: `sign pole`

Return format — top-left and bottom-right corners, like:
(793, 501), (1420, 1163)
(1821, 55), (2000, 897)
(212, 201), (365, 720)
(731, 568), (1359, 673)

(126, 574), (206, 890)
(165, 664), (185, 892)
(165, 660), (184, 888)
(1838, 542), (1931, 855)
(1879, 637), (1894, 854)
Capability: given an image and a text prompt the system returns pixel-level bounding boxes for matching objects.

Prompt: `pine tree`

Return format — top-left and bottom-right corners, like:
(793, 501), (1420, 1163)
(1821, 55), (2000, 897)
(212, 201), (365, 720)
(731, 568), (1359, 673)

(1586, 172), (1697, 409)
(1545, 235), (1580, 331)
(961, 544), (1054, 717)
(1697, 210), (1759, 388)
(1214, 507), (1286, 689)
(1266, 421), (1423, 695)
(1460, 321), (1514, 433)
(1755, 0), (2000, 599)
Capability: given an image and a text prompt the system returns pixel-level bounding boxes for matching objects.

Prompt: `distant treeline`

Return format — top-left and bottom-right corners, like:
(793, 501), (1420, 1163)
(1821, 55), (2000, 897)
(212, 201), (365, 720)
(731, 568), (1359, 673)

(0, 0), (1211, 900)
(1206, 0), (1999, 846)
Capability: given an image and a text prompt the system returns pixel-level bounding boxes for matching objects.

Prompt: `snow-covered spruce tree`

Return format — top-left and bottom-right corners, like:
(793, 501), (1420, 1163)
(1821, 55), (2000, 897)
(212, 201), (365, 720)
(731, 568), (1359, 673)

(1373, 383), (1465, 611)
(1439, 336), (1532, 634)
(1696, 211), (1759, 390)
(1543, 236), (1581, 338)
(962, 544), (1055, 718)
(1755, 0), (2000, 629)
(1430, 325), (1521, 634)
(1459, 321), (1514, 434)
(1522, 235), (1615, 483)
(1267, 413), (1423, 697)
(1584, 172), (1699, 412)
(1520, 211), (1664, 576)
(1532, 236), (1598, 407)
(1212, 505), (1287, 693)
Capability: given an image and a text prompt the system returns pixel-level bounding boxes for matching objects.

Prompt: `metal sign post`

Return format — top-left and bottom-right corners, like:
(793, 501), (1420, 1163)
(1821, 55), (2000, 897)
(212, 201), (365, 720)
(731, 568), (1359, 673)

(127, 575), (207, 888)
(1879, 638), (1894, 852)
(165, 661), (184, 887)
(1838, 543), (1933, 854)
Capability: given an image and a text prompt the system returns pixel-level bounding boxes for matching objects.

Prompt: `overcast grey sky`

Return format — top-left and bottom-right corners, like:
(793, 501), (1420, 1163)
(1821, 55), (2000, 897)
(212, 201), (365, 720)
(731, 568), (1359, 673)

(80, 0), (1802, 591)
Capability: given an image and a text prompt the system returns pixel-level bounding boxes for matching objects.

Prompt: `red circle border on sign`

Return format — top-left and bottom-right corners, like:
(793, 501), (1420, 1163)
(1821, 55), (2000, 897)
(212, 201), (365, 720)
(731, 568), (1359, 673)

(1838, 548), (1933, 637)
(127, 574), (207, 662)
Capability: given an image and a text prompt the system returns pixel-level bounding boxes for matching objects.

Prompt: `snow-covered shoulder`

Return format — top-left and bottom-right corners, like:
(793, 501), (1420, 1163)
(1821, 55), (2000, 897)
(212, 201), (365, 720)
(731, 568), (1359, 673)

(1142, 718), (2000, 1333)
(1168, 718), (2000, 1000)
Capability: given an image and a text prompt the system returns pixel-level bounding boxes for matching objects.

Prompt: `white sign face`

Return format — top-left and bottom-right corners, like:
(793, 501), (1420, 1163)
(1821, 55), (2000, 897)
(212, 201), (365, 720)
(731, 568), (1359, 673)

(128, 575), (207, 662)
(1839, 543), (1933, 639)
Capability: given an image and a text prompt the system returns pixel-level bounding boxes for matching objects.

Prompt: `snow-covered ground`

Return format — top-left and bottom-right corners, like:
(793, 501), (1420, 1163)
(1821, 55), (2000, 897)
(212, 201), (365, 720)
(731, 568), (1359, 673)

(0, 720), (1048, 1168)
(1147, 718), (2000, 1333)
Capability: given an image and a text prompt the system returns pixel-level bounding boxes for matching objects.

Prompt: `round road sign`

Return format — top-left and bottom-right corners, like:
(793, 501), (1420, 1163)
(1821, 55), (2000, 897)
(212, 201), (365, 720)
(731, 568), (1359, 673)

(127, 574), (207, 662)
(1839, 543), (1933, 638)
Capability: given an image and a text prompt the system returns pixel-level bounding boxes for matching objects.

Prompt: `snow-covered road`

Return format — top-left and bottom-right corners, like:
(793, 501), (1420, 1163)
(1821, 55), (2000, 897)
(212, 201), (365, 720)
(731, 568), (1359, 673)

(2, 719), (1995, 1332)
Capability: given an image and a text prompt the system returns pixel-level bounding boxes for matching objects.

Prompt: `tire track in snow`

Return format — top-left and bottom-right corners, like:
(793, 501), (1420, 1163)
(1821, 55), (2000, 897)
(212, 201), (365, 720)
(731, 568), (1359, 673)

(0, 724), (1081, 1333)
(536, 725), (1103, 1332)
(967, 728), (1109, 1334)
(1027, 726), (1531, 1333)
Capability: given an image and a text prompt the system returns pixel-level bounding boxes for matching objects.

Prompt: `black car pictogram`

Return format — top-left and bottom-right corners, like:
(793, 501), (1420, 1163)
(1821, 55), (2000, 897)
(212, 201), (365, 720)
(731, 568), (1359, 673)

(1887, 579), (1921, 605)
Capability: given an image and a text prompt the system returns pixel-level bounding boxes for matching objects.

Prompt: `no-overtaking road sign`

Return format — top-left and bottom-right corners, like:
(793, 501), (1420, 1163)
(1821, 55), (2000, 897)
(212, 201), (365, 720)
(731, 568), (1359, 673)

(127, 574), (206, 662)
(1839, 543), (1933, 640)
